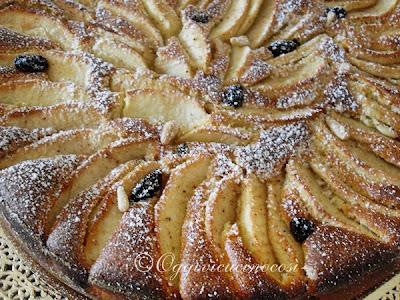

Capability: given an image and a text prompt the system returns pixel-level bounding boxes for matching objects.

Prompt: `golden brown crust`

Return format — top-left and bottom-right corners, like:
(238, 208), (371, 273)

(303, 225), (399, 296)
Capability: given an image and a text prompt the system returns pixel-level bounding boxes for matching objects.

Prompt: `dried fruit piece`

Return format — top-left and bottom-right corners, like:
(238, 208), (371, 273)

(191, 11), (210, 24)
(325, 7), (347, 20)
(130, 169), (163, 202)
(290, 217), (315, 242)
(223, 85), (246, 108)
(14, 55), (49, 72)
(268, 40), (300, 57)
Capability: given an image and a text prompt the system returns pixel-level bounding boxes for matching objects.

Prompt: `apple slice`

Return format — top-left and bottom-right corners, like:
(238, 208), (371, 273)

(0, 129), (117, 169)
(155, 37), (193, 78)
(140, 0), (181, 38)
(179, 124), (254, 145)
(154, 156), (211, 288)
(325, 0), (376, 11)
(267, 181), (305, 286)
(246, 0), (276, 47)
(237, 174), (280, 280)
(179, 12), (212, 70)
(237, 0), (264, 34)
(210, 0), (250, 40)
(124, 88), (210, 134)
(85, 161), (161, 267)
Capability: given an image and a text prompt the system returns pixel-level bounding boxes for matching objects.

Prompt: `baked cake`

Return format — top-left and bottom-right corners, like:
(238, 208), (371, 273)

(0, 0), (399, 299)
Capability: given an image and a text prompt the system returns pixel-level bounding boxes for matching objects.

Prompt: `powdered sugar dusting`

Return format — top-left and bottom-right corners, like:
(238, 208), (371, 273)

(235, 122), (310, 180)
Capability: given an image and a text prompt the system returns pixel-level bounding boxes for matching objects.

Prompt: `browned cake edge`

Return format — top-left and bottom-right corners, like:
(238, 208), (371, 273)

(1, 197), (399, 300)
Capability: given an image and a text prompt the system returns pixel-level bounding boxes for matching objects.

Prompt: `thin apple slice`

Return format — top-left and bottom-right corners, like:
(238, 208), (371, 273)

(180, 179), (239, 299)
(237, 174), (280, 280)
(327, 113), (400, 167)
(237, 0), (263, 34)
(267, 181), (305, 286)
(85, 161), (161, 267)
(179, 124), (254, 145)
(246, 0), (276, 47)
(140, 0), (181, 38)
(0, 129), (117, 169)
(179, 11), (212, 70)
(312, 119), (400, 209)
(210, 0), (250, 40)
(155, 37), (193, 78)
(0, 80), (87, 107)
(287, 158), (376, 239)
(154, 156), (212, 289)
(124, 88), (210, 134)
(205, 176), (240, 251)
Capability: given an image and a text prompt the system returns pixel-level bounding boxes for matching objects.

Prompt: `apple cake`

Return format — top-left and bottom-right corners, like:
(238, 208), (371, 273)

(0, 0), (399, 299)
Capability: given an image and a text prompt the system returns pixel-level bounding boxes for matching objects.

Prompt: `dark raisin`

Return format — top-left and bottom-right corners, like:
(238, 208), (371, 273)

(190, 11), (210, 23)
(130, 169), (162, 202)
(268, 39), (300, 57)
(325, 7), (347, 19)
(177, 143), (189, 155)
(222, 85), (246, 108)
(14, 55), (49, 72)
(290, 217), (315, 243)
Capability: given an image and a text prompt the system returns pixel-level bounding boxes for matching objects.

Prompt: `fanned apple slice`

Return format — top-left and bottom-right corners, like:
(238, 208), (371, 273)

(47, 138), (159, 231)
(237, 0), (263, 34)
(0, 126), (54, 159)
(91, 36), (148, 70)
(325, 0), (377, 11)
(97, 0), (164, 48)
(180, 179), (239, 299)
(179, 11), (212, 70)
(178, 124), (254, 145)
(0, 102), (117, 131)
(312, 119), (400, 209)
(350, 73), (400, 109)
(310, 154), (400, 245)
(287, 158), (376, 239)
(224, 222), (295, 299)
(254, 55), (327, 93)
(361, 97), (400, 133)
(349, 0), (398, 17)
(211, 105), (321, 130)
(267, 181), (306, 287)
(0, 80), (87, 107)
(155, 37), (194, 78)
(245, 0), (275, 47)
(210, 0), (249, 40)
(84, 161), (161, 267)
(46, 161), (138, 272)
(349, 56), (400, 79)
(154, 155), (212, 289)
(237, 174), (280, 281)
(0, 5), (83, 50)
(205, 176), (240, 251)
(225, 45), (252, 82)
(124, 88), (210, 134)
(140, 0), (181, 39)
(266, 35), (326, 67)
(0, 129), (118, 169)
(326, 113), (400, 167)
(224, 44), (271, 84)
(89, 199), (174, 299)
